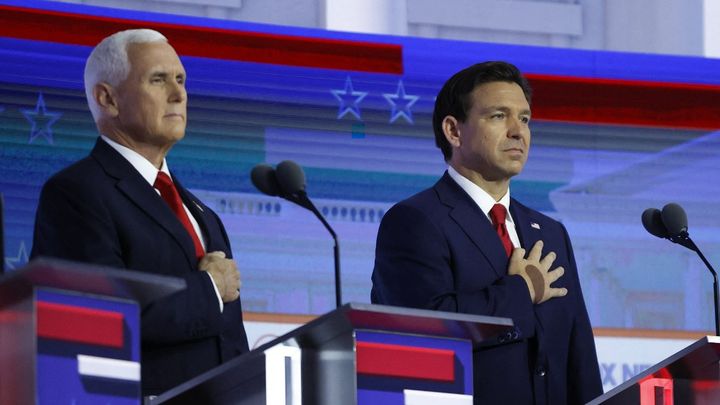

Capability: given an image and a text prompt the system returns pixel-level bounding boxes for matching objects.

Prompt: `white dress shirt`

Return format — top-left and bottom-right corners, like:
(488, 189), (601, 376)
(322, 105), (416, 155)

(447, 165), (521, 249)
(100, 135), (224, 311)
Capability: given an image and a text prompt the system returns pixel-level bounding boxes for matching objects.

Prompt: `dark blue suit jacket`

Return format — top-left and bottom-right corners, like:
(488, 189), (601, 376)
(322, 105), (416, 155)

(31, 138), (249, 395)
(371, 172), (602, 405)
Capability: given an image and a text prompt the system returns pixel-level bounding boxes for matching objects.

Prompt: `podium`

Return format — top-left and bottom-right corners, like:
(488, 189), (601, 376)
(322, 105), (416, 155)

(589, 336), (720, 404)
(0, 258), (185, 405)
(152, 302), (516, 405)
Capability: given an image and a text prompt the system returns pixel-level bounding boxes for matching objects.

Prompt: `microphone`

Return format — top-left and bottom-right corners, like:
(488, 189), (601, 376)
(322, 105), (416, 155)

(641, 208), (668, 239)
(641, 202), (719, 335)
(661, 203), (688, 237)
(275, 161), (313, 210)
(250, 164), (281, 197)
(250, 161), (342, 308)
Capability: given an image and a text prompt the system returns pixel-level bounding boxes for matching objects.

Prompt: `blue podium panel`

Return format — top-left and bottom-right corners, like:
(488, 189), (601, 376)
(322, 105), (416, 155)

(356, 330), (473, 405)
(36, 289), (141, 404)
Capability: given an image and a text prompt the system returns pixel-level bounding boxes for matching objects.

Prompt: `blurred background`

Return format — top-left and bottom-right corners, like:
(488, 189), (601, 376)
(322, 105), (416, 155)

(2, 0), (719, 391)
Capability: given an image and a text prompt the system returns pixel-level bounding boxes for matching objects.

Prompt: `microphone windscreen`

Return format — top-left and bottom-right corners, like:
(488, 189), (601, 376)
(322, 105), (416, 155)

(276, 160), (306, 196)
(661, 202), (688, 236)
(250, 164), (280, 196)
(641, 208), (669, 238)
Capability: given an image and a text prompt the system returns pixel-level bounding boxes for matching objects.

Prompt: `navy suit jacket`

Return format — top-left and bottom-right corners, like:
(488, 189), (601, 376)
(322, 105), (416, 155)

(371, 172), (602, 405)
(31, 138), (249, 395)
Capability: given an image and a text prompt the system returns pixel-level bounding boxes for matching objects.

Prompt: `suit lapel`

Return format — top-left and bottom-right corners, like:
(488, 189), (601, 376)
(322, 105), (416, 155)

(174, 177), (213, 249)
(90, 139), (197, 268)
(435, 173), (509, 278)
(510, 199), (542, 250)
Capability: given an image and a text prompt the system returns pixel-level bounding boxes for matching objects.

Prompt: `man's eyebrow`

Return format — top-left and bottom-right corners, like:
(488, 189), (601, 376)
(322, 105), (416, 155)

(148, 71), (186, 80)
(479, 105), (532, 115)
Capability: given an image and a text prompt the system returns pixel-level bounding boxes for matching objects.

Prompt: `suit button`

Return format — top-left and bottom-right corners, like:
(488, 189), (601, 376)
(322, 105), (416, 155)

(537, 367), (546, 377)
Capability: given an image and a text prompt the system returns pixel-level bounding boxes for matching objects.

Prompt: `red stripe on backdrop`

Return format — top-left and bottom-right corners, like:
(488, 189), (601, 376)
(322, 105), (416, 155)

(4, 5), (720, 129)
(528, 74), (720, 130)
(356, 341), (455, 382)
(0, 4), (403, 74)
(36, 301), (124, 348)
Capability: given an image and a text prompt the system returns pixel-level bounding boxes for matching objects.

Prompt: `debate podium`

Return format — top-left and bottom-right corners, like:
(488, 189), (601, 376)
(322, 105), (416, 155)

(0, 258), (185, 405)
(589, 335), (720, 405)
(152, 302), (516, 405)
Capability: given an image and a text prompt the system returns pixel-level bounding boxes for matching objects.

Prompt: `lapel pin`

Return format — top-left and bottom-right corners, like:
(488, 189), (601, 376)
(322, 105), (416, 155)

(531, 222), (540, 229)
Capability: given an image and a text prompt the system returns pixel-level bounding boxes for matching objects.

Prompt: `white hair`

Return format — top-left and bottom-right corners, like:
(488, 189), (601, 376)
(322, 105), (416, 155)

(84, 29), (168, 122)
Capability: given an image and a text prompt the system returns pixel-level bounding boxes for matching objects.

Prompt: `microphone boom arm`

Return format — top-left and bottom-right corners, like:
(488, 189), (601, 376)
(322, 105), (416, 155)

(670, 232), (720, 336)
(288, 190), (342, 309)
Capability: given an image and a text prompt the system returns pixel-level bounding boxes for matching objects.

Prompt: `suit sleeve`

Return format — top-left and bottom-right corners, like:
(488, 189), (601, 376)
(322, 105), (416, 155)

(31, 176), (225, 345)
(560, 224), (603, 403)
(372, 203), (534, 334)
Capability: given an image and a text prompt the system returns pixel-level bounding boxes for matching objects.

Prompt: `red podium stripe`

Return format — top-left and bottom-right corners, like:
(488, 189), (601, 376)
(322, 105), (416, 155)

(528, 73), (720, 130)
(356, 341), (455, 382)
(36, 301), (124, 348)
(0, 4), (403, 74)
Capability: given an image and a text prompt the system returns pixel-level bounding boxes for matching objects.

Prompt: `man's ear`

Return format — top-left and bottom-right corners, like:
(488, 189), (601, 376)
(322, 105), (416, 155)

(442, 115), (461, 148)
(94, 83), (119, 117)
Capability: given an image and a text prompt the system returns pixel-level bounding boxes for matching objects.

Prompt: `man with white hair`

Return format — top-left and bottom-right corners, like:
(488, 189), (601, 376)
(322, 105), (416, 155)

(31, 29), (249, 395)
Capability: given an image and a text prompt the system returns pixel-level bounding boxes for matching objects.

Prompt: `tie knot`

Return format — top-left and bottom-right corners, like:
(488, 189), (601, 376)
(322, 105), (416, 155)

(489, 203), (507, 226)
(154, 171), (182, 212)
(154, 171), (173, 190)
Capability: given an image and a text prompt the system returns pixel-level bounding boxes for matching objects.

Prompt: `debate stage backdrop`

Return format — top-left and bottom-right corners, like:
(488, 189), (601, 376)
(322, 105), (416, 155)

(2, 0), (720, 337)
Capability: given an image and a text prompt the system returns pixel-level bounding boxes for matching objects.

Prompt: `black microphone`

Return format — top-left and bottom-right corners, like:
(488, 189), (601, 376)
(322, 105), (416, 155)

(250, 161), (342, 308)
(642, 202), (719, 335)
(641, 208), (668, 239)
(661, 203), (688, 237)
(275, 160), (312, 209)
(250, 164), (281, 197)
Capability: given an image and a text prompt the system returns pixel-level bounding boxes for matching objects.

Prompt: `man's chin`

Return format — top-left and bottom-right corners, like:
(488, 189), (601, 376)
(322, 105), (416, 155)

(166, 127), (186, 142)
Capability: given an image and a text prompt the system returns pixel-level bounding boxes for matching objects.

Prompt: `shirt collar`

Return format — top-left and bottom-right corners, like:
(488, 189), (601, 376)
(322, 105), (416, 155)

(447, 165), (513, 224)
(100, 135), (170, 185)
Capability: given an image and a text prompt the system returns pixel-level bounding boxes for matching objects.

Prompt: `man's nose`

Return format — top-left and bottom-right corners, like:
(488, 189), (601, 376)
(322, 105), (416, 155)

(168, 81), (186, 103)
(507, 117), (525, 139)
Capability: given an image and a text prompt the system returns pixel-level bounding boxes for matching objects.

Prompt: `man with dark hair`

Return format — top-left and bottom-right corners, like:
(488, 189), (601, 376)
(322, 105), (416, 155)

(371, 61), (602, 404)
(31, 29), (249, 396)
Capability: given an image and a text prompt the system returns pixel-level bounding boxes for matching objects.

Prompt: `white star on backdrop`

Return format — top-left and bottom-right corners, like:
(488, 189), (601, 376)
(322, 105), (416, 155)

(331, 76), (368, 120)
(21, 92), (62, 145)
(5, 241), (29, 270)
(383, 80), (419, 124)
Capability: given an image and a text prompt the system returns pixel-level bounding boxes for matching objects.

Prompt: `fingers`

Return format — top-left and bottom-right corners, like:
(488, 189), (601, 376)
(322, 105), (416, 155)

(539, 251), (556, 271)
(510, 247), (526, 260)
(548, 266), (564, 284)
(198, 251), (226, 270)
(224, 282), (240, 302)
(199, 254), (242, 303)
(547, 287), (568, 299)
(204, 251), (226, 261)
(506, 239), (572, 305)
(535, 267), (567, 304)
(507, 247), (526, 275)
(526, 240), (543, 262)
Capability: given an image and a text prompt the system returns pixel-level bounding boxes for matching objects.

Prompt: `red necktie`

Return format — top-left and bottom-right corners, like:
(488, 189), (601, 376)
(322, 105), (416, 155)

(489, 203), (513, 257)
(154, 172), (205, 260)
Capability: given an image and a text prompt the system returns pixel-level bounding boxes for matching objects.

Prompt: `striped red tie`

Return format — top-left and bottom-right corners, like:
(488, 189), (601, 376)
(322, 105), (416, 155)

(154, 172), (205, 260)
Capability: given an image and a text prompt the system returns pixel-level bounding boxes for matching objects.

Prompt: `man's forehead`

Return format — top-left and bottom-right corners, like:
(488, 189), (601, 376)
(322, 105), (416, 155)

(127, 41), (184, 70)
(470, 82), (529, 108)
